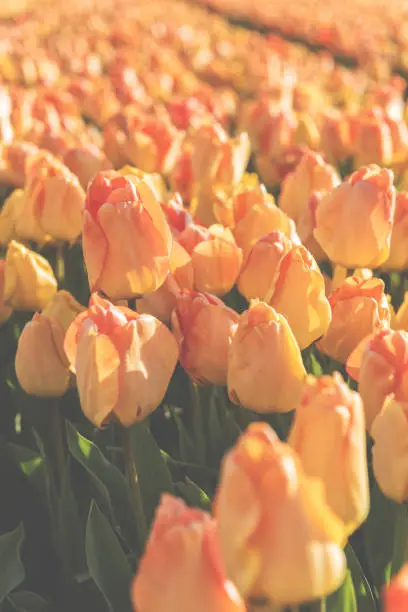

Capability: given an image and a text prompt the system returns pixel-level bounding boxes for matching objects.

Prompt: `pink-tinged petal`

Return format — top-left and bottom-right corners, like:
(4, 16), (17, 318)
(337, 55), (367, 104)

(82, 209), (108, 292)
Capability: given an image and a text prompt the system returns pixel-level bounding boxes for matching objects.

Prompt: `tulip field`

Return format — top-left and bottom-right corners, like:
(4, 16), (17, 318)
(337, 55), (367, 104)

(3, 0), (408, 610)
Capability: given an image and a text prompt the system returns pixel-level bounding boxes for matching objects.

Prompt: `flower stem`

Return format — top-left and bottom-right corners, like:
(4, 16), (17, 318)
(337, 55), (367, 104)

(391, 503), (408, 575)
(56, 245), (65, 286)
(122, 426), (148, 551)
(52, 399), (66, 491)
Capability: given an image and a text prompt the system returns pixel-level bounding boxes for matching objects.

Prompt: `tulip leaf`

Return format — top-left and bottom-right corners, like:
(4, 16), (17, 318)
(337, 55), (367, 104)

(8, 444), (46, 498)
(363, 481), (398, 591)
(66, 421), (137, 550)
(0, 524), (25, 602)
(128, 420), (174, 526)
(175, 477), (211, 511)
(169, 408), (196, 463)
(326, 571), (357, 612)
(56, 459), (85, 576)
(345, 544), (377, 611)
(6, 591), (49, 612)
(85, 501), (132, 612)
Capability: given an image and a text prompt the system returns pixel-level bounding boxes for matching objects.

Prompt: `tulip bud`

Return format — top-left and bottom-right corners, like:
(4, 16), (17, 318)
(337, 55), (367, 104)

(0, 260), (12, 325)
(171, 290), (239, 385)
(238, 232), (330, 349)
(279, 150), (340, 224)
(383, 562), (408, 612)
(178, 224), (242, 296)
(228, 301), (306, 413)
(383, 192), (408, 271)
(371, 398), (408, 504)
(0, 141), (39, 187)
(352, 108), (393, 168)
(63, 144), (113, 189)
(289, 373), (369, 533)
(318, 276), (391, 365)
(314, 165), (395, 268)
(3, 241), (57, 311)
(296, 190), (328, 262)
(64, 293), (179, 427)
(132, 494), (245, 612)
(24, 152), (85, 243)
(15, 291), (84, 397)
(215, 422), (346, 604)
(395, 292), (408, 330)
(83, 170), (172, 300)
(0, 189), (25, 246)
(347, 328), (408, 432)
(320, 110), (351, 164)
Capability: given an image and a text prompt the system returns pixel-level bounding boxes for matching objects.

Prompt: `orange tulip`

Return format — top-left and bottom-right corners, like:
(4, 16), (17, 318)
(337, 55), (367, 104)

(238, 232), (330, 349)
(314, 165), (396, 268)
(0, 260), (12, 325)
(395, 292), (408, 330)
(371, 398), (408, 503)
(64, 293), (178, 427)
(320, 110), (351, 164)
(318, 276), (391, 365)
(24, 152), (85, 243)
(63, 144), (113, 189)
(383, 192), (408, 271)
(279, 150), (340, 224)
(347, 328), (408, 432)
(132, 495), (245, 612)
(228, 301), (306, 412)
(383, 562), (408, 612)
(178, 224), (242, 296)
(0, 141), (39, 187)
(351, 108), (393, 168)
(15, 291), (84, 397)
(3, 241), (57, 312)
(83, 170), (172, 300)
(171, 290), (239, 385)
(296, 190), (328, 262)
(215, 422), (346, 604)
(289, 373), (369, 533)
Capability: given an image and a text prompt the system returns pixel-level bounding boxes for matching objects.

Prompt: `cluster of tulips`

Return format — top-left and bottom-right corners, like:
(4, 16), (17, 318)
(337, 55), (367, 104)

(198, 0), (408, 75)
(3, 0), (408, 611)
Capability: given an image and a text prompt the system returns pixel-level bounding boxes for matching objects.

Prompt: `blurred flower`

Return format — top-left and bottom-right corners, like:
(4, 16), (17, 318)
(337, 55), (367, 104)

(383, 562), (408, 612)
(279, 150), (340, 224)
(318, 276), (391, 365)
(3, 241), (57, 311)
(314, 165), (395, 268)
(228, 300), (306, 412)
(0, 141), (39, 187)
(64, 293), (178, 427)
(83, 170), (172, 299)
(215, 422), (346, 604)
(63, 144), (113, 189)
(0, 260), (12, 325)
(383, 192), (408, 271)
(347, 328), (408, 432)
(320, 109), (351, 164)
(238, 231), (330, 349)
(171, 289), (239, 385)
(132, 494), (245, 612)
(395, 292), (408, 330)
(15, 290), (84, 397)
(178, 224), (242, 295)
(351, 108), (393, 168)
(289, 373), (369, 533)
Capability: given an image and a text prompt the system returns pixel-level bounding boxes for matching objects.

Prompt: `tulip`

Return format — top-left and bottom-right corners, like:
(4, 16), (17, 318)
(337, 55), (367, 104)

(320, 110), (351, 164)
(178, 224), (242, 296)
(225, 175), (299, 254)
(279, 150), (340, 224)
(293, 113), (320, 150)
(15, 291), (84, 397)
(132, 494), (245, 612)
(136, 242), (194, 323)
(296, 190), (328, 262)
(83, 170), (172, 300)
(63, 144), (113, 189)
(0, 260), (12, 325)
(383, 192), (408, 271)
(161, 192), (194, 239)
(289, 373), (369, 533)
(0, 141), (39, 187)
(215, 422), (346, 604)
(117, 165), (168, 204)
(171, 290), (239, 385)
(395, 292), (408, 330)
(0, 189), (25, 246)
(64, 293), (179, 427)
(228, 301), (306, 412)
(3, 241), (57, 311)
(238, 232), (331, 349)
(318, 276), (391, 365)
(314, 165), (395, 268)
(347, 328), (408, 432)
(24, 152), (85, 243)
(383, 562), (408, 612)
(351, 108), (393, 168)
(371, 398), (408, 504)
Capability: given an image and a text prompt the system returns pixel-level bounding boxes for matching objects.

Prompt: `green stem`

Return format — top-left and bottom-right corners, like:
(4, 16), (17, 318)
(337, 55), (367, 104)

(391, 503), (408, 575)
(191, 381), (206, 466)
(319, 600), (326, 612)
(52, 399), (66, 492)
(122, 427), (148, 551)
(56, 245), (65, 287)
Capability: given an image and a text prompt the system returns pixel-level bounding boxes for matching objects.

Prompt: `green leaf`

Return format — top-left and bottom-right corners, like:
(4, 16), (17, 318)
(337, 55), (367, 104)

(326, 571), (357, 612)
(56, 459), (84, 576)
(66, 421), (136, 549)
(363, 481), (398, 590)
(169, 408), (196, 463)
(6, 591), (48, 612)
(128, 421), (174, 525)
(0, 524), (25, 602)
(345, 544), (377, 612)
(175, 477), (211, 511)
(8, 444), (46, 498)
(85, 501), (132, 612)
